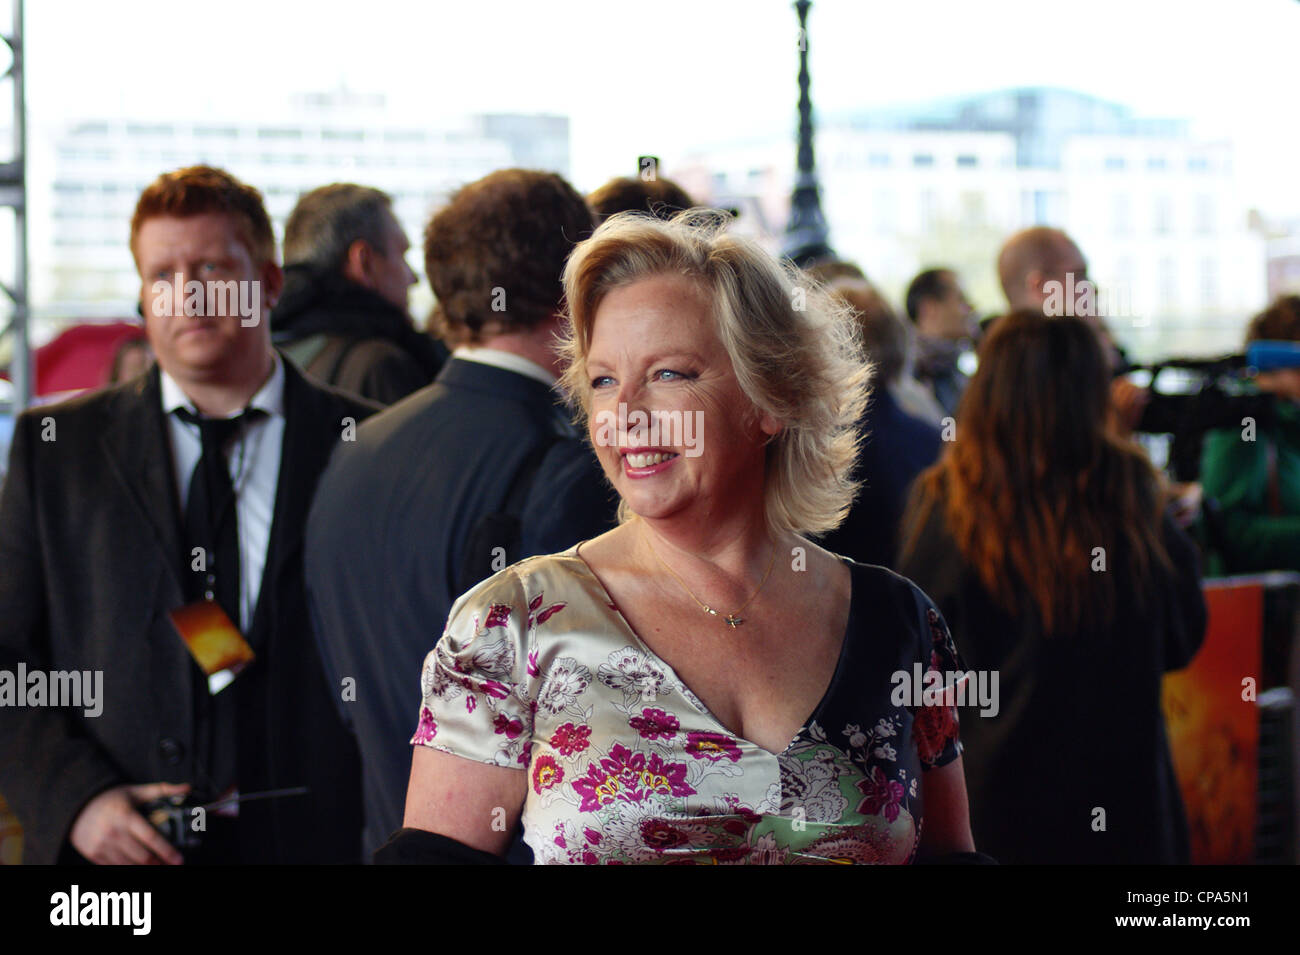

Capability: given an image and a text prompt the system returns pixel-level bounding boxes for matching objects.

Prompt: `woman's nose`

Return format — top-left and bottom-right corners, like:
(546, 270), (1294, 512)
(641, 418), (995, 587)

(614, 378), (645, 411)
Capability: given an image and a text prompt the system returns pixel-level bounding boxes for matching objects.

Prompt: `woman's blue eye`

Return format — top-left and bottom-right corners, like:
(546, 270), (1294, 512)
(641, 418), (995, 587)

(591, 375), (613, 389)
(655, 369), (686, 382)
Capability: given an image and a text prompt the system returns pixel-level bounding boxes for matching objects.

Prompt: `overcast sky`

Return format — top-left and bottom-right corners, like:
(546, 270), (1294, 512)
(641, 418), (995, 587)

(18, 0), (1300, 215)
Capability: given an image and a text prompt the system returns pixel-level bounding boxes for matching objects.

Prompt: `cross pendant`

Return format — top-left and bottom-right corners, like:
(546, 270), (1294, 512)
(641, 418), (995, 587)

(723, 614), (744, 629)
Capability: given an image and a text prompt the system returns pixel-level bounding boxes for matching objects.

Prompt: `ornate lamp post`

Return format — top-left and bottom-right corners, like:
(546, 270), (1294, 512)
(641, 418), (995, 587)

(782, 0), (835, 267)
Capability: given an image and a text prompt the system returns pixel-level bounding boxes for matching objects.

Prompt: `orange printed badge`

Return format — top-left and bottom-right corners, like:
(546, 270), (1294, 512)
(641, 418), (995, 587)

(169, 601), (255, 694)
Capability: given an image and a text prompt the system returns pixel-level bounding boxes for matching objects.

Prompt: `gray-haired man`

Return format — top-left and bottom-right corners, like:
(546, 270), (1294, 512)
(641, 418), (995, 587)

(271, 183), (447, 404)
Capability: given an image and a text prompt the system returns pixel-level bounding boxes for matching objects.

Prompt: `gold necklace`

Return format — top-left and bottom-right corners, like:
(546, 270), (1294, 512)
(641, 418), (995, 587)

(638, 520), (778, 629)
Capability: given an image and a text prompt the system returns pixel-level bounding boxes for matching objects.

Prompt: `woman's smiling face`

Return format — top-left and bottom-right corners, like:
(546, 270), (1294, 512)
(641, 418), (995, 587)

(584, 272), (779, 524)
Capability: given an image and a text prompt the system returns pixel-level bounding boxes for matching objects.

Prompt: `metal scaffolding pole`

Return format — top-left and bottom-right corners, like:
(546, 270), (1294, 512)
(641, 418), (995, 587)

(0, 0), (26, 412)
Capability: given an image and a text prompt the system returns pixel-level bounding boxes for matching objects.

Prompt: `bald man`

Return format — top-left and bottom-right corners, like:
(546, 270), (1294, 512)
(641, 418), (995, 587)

(996, 227), (1129, 363)
(996, 227), (1090, 312)
(996, 227), (1146, 428)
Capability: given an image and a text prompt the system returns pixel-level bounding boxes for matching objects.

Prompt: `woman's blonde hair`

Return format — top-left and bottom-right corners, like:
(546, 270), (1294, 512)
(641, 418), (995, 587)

(558, 211), (870, 536)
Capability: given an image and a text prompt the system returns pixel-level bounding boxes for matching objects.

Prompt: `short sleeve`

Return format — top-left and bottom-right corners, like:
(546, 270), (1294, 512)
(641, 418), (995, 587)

(409, 567), (536, 769)
(909, 587), (965, 771)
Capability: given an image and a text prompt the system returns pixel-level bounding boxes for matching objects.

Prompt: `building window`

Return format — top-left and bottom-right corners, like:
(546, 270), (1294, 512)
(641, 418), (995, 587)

(1146, 156), (1167, 171)
(126, 124), (174, 137)
(1112, 194), (1131, 235)
(956, 154), (978, 168)
(919, 189), (937, 230)
(1154, 196), (1173, 235)
(385, 130), (427, 144)
(1033, 189), (1054, 224)
(1104, 156), (1126, 171)
(872, 188), (897, 231)
(1159, 257), (1178, 311)
(1188, 156), (1210, 172)
(1195, 195), (1215, 235)
(868, 152), (891, 168)
(912, 153), (935, 168)
(1199, 257), (1217, 310)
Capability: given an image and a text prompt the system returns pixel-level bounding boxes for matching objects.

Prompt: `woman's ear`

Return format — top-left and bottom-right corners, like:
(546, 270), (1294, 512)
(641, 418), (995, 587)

(758, 410), (783, 441)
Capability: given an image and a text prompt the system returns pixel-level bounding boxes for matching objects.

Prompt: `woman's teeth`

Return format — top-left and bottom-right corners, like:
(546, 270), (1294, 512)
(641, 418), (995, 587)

(625, 451), (678, 468)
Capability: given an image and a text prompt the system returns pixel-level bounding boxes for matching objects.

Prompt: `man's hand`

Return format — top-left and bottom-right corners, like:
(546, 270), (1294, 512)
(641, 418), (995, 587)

(69, 782), (190, 865)
(1110, 378), (1150, 436)
(1167, 481), (1203, 529)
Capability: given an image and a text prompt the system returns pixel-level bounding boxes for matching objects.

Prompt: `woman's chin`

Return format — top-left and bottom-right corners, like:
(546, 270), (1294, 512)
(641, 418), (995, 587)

(622, 493), (689, 524)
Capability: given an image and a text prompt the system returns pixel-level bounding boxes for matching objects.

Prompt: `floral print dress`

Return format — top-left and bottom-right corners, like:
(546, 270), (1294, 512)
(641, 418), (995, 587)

(410, 547), (964, 864)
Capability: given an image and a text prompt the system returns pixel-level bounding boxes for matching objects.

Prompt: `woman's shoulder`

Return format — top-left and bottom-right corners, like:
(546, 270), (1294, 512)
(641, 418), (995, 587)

(852, 559), (942, 620)
(455, 545), (590, 598)
(829, 555), (966, 702)
(443, 545), (607, 637)
(812, 545), (945, 644)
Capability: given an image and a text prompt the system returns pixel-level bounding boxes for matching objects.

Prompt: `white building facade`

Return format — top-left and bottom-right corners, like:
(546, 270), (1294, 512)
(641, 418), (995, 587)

(678, 88), (1268, 359)
(33, 92), (570, 325)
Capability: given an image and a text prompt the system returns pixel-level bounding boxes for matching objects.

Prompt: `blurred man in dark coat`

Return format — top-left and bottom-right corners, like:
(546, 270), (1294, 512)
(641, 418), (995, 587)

(307, 169), (617, 858)
(272, 183), (447, 405)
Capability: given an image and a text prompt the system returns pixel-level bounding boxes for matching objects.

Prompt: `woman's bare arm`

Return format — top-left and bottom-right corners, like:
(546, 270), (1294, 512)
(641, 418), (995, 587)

(918, 755), (977, 857)
(402, 745), (528, 856)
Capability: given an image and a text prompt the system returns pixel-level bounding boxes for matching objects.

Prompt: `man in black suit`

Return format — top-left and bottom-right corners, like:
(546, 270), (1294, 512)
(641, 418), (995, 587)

(0, 166), (376, 864)
(306, 169), (617, 858)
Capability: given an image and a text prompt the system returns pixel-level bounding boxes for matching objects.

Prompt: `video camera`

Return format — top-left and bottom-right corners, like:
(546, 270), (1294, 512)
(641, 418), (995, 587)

(1126, 340), (1299, 482)
(141, 786), (309, 852)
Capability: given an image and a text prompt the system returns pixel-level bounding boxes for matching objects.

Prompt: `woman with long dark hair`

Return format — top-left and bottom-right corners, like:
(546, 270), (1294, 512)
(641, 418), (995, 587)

(899, 310), (1207, 864)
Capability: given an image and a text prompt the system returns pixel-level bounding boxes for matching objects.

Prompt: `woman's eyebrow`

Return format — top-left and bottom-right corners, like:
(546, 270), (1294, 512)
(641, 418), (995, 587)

(588, 351), (699, 367)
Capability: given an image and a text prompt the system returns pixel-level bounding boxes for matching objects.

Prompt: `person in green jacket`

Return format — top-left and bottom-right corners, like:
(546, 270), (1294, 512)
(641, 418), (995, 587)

(1200, 295), (1300, 574)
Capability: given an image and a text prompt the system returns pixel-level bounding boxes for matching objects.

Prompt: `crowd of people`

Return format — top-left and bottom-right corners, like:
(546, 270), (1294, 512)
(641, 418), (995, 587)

(0, 158), (1295, 865)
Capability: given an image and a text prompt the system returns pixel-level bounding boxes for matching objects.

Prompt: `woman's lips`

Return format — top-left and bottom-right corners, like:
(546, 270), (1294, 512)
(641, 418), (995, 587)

(621, 449), (680, 477)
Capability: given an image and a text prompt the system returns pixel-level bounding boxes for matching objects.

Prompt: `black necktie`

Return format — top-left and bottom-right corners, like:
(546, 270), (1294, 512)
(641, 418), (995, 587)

(176, 407), (266, 626)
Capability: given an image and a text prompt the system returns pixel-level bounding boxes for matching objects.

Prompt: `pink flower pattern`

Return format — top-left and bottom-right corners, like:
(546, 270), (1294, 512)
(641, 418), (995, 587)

(493, 713), (524, 739)
(412, 707), (437, 744)
(484, 604), (512, 629)
(550, 722), (592, 756)
(685, 731), (743, 763)
(571, 743), (696, 812)
(532, 755), (563, 794)
(629, 707), (680, 741)
(856, 766), (905, 822)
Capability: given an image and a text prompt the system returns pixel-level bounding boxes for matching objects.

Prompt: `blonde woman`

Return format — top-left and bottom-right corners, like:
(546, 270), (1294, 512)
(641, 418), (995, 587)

(384, 213), (979, 865)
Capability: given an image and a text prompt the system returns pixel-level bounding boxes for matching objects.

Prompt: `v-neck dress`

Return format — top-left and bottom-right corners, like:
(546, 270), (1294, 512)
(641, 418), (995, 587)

(409, 547), (965, 864)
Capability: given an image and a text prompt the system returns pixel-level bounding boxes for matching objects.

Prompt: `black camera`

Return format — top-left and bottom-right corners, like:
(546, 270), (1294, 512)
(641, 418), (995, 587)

(141, 795), (204, 849)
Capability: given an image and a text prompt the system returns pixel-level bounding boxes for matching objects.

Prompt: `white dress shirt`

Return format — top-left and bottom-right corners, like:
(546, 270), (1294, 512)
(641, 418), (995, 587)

(160, 355), (286, 633)
(452, 345), (557, 387)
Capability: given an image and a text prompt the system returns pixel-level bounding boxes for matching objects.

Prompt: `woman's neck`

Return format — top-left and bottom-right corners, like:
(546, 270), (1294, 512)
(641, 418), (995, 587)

(635, 508), (782, 598)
